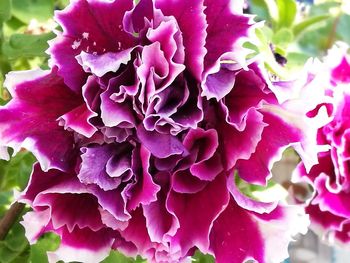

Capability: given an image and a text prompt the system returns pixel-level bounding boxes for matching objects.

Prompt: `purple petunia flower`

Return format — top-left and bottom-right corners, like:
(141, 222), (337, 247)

(294, 43), (350, 245)
(0, 0), (312, 262)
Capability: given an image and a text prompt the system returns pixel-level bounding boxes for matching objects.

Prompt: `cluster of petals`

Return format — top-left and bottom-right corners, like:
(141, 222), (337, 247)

(0, 0), (311, 262)
(294, 44), (350, 245)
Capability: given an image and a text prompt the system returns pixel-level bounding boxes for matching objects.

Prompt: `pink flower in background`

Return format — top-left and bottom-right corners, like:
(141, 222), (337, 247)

(294, 44), (350, 245)
(0, 0), (311, 262)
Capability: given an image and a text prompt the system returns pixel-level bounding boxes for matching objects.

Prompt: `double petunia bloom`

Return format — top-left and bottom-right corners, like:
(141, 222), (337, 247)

(0, 0), (315, 262)
(294, 44), (350, 246)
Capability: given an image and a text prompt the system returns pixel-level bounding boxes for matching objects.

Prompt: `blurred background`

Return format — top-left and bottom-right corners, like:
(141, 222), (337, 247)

(0, 0), (350, 262)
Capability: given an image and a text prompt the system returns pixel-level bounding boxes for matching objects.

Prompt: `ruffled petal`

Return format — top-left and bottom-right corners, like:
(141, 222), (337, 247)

(167, 173), (230, 256)
(0, 69), (80, 171)
(50, 0), (136, 91)
(236, 111), (303, 185)
(47, 227), (114, 263)
(202, 0), (252, 99)
(155, 0), (207, 81)
(210, 200), (309, 263)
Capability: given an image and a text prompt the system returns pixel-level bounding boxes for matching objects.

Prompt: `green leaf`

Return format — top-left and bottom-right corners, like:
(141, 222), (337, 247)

(285, 52), (309, 73)
(0, 151), (36, 191)
(336, 13), (350, 45)
(275, 0), (297, 29)
(293, 15), (331, 37)
(101, 251), (145, 263)
(249, 0), (270, 22)
(192, 251), (215, 263)
(0, 191), (13, 217)
(0, 221), (30, 263)
(0, 0), (11, 23)
(30, 233), (60, 263)
(272, 28), (294, 48)
(309, 1), (340, 17)
(2, 32), (54, 60)
(11, 0), (54, 23)
(297, 16), (335, 57)
(55, 0), (69, 9)
(3, 17), (26, 38)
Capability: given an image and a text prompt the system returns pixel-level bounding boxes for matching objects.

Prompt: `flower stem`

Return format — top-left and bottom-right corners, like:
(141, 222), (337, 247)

(0, 202), (25, 240)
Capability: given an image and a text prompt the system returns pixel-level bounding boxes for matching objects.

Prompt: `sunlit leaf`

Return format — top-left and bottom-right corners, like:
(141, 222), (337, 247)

(30, 233), (60, 263)
(276, 0), (297, 29)
(0, 151), (36, 191)
(2, 32), (54, 60)
(102, 251), (146, 263)
(336, 13), (350, 45)
(249, 0), (270, 21)
(12, 0), (54, 23)
(293, 15), (330, 37)
(192, 251), (215, 263)
(0, 221), (29, 263)
(0, 0), (11, 23)
(272, 28), (294, 48)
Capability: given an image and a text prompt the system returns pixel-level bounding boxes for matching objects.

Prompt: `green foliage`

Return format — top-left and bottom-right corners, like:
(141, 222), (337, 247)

(192, 251), (215, 263)
(3, 32), (54, 60)
(249, 0), (270, 21)
(337, 13), (350, 44)
(30, 233), (60, 263)
(275, 0), (297, 29)
(102, 251), (146, 263)
(246, 0), (350, 79)
(0, 152), (36, 192)
(0, 0), (11, 23)
(11, 0), (54, 23)
(0, 220), (29, 263)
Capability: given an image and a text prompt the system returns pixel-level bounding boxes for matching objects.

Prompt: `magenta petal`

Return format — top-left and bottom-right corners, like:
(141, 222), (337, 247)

(100, 73), (136, 128)
(143, 180), (179, 243)
(313, 174), (350, 219)
(227, 174), (278, 214)
(183, 128), (222, 181)
(47, 227), (114, 263)
(223, 66), (274, 129)
(210, 200), (265, 263)
(203, 0), (250, 72)
(123, 0), (154, 34)
(219, 109), (266, 170)
(155, 0), (207, 81)
(137, 125), (187, 158)
(235, 111), (303, 185)
(172, 170), (208, 194)
(20, 163), (67, 204)
(120, 208), (155, 257)
(306, 204), (346, 238)
(167, 174), (230, 255)
(0, 69), (80, 171)
(78, 49), (134, 77)
(210, 200), (308, 263)
(203, 67), (237, 101)
(78, 145), (122, 191)
(331, 56), (350, 84)
(21, 209), (51, 244)
(51, 0), (135, 91)
(34, 192), (103, 232)
(48, 36), (86, 93)
(125, 146), (160, 211)
(58, 103), (97, 138)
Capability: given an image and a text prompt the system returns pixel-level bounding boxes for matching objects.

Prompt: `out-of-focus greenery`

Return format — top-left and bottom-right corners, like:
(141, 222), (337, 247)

(0, 0), (349, 263)
(247, 0), (350, 79)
